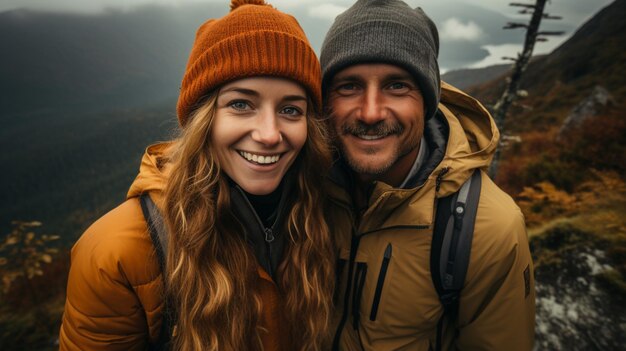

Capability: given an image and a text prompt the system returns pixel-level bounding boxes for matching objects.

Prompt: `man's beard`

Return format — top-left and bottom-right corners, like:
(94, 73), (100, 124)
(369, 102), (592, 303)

(335, 120), (414, 177)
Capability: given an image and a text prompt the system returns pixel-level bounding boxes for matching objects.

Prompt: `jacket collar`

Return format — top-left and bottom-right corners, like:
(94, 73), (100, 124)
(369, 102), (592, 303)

(229, 173), (295, 280)
(400, 111), (449, 189)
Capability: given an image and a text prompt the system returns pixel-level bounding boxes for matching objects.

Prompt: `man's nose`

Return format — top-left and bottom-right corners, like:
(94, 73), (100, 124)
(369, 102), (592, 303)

(251, 108), (282, 146)
(359, 86), (386, 124)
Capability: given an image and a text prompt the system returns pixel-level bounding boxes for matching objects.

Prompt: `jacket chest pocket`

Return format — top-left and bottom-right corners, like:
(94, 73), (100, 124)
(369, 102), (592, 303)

(357, 239), (441, 334)
(369, 243), (392, 321)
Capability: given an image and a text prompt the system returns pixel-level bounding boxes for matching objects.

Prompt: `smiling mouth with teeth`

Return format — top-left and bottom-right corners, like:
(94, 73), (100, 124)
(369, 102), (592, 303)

(238, 151), (282, 165)
(356, 134), (387, 141)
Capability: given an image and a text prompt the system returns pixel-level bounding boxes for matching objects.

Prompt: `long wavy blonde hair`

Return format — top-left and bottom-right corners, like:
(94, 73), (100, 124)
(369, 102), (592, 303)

(163, 90), (334, 351)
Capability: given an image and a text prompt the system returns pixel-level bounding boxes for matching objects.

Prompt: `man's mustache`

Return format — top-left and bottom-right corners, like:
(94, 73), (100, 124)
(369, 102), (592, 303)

(341, 120), (404, 137)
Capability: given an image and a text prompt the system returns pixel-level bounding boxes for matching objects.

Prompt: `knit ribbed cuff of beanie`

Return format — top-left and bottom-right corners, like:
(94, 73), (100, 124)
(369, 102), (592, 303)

(177, 31), (320, 125)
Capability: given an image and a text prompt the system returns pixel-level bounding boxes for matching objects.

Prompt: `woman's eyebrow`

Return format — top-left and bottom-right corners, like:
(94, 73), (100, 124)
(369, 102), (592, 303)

(219, 87), (260, 97)
(282, 95), (307, 102)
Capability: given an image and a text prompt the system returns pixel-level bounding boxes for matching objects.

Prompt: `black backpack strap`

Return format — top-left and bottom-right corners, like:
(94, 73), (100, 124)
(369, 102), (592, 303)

(430, 169), (482, 351)
(140, 194), (168, 269)
(139, 194), (173, 351)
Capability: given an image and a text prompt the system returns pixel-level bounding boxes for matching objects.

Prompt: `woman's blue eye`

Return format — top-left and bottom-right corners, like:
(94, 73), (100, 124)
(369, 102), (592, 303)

(229, 101), (249, 110)
(281, 106), (302, 116)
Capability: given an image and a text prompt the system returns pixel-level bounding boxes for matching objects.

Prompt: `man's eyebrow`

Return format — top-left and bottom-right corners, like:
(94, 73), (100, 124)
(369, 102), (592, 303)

(383, 73), (415, 82)
(331, 74), (362, 83)
(332, 73), (415, 83)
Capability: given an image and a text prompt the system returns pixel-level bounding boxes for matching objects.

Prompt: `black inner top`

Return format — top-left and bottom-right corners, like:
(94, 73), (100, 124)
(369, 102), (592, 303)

(243, 182), (283, 228)
(229, 176), (294, 279)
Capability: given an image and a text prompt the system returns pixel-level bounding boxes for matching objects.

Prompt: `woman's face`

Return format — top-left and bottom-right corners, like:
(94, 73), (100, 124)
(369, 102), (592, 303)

(212, 77), (308, 195)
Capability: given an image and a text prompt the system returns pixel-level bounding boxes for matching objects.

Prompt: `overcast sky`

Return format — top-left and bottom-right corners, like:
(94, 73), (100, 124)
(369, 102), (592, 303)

(0, 0), (613, 71)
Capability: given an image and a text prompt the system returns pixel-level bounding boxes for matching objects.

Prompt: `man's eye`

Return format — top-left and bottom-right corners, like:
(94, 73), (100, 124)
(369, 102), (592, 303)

(229, 100), (250, 110)
(338, 83), (356, 91)
(333, 82), (359, 97)
(389, 82), (407, 90)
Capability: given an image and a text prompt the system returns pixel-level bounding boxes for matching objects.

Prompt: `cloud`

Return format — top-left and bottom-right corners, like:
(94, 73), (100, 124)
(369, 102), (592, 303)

(439, 18), (484, 41)
(272, 0), (323, 8)
(308, 3), (347, 20)
(467, 38), (565, 69)
(0, 0), (209, 14)
(469, 43), (522, 68)
(0, 0), (323, 13)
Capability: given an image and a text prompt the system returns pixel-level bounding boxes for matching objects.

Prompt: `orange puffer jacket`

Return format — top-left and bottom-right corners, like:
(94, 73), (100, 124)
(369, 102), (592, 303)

(59, 143), (287, 351)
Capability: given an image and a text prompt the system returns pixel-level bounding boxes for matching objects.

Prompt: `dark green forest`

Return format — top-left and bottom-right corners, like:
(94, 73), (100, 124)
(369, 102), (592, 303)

(1, 102), (177, 243)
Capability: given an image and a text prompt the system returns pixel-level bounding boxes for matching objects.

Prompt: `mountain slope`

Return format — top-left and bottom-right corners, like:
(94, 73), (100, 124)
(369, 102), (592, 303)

(467, 0), (626, 132)
(442, 63), (512, 90)
(460, 3), (626, 350)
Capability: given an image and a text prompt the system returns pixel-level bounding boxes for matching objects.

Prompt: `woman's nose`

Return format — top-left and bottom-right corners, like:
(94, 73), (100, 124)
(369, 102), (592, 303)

(251, 109), (282, 146)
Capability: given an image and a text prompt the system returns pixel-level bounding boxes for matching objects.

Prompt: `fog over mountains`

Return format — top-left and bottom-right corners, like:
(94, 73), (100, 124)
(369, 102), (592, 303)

(0, 0), (580, 117)
(0, 1), (619, 240)
(0, 5), (216, 116)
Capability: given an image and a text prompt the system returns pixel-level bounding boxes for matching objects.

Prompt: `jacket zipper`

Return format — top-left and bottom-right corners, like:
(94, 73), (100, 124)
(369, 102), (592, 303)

(369, 243), (392, 321)
(436, 167), (450, 193)
(352, 262), (368, 330)
(235, 186), (278, 277)
(334, 258), (348, 304)
(264, 228), (274, 276)
(264, 228), (275, 242)
(332, 231), (361, 351)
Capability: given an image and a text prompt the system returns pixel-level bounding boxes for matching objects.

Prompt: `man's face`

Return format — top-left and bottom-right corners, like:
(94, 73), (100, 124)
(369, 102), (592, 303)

(327, 63), (425, 184)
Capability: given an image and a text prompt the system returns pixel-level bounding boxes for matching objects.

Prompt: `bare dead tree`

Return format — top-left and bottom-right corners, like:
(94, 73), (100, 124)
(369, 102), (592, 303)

(488, 0), (563, 178)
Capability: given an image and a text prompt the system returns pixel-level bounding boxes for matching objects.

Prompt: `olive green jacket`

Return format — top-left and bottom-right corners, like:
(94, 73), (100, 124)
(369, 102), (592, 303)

(327, 82), (535, 351)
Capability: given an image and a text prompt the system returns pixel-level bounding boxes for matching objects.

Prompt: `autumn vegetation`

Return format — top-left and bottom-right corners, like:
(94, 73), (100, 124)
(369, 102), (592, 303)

(0, 221), (68, 350)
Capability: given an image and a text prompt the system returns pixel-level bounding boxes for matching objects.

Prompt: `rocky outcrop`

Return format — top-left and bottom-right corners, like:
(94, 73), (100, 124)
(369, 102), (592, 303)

(558, 85), (614, 140)
(531, 225), (626, 350)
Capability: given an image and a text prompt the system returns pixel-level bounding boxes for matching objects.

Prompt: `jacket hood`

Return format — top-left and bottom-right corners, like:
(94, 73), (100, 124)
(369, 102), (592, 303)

(126, 142), (173, 201)
(434, 81), (499, 196)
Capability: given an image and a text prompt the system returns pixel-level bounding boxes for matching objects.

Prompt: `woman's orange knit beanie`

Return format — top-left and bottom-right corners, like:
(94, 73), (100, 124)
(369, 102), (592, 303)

(176, 0), (321, 126)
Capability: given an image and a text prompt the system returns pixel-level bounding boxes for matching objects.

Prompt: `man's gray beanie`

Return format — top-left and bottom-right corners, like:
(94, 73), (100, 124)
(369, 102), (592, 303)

(321, 0), (441, 120)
